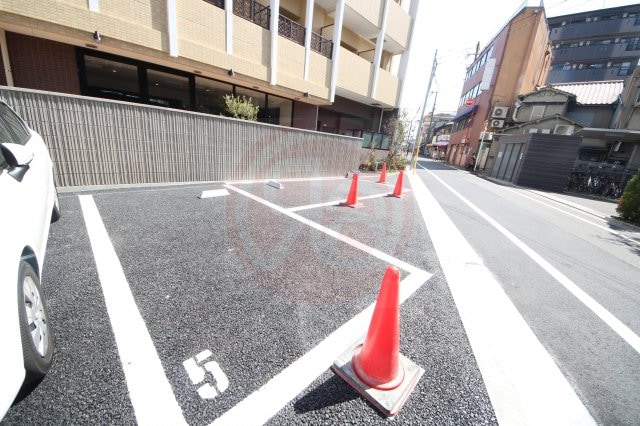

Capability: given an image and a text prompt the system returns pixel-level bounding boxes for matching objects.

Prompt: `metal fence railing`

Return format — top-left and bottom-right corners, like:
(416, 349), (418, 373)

(278, 15), (305, 46)
(311, 32), (333, 58)
(233, 0), (270, 30)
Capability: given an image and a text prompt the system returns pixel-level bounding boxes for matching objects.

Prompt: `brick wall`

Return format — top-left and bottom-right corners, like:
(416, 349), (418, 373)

(7, 32), (80, 95)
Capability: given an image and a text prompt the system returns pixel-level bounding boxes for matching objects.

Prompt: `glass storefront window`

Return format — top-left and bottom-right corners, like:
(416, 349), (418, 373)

(81, 51), (300, 126)
(147, 69), (190, 109)
(195, 77), (233, 115)
(266, 95), (292, 126)
(85, 56), (140, 101)
(234, 86), (266, 121)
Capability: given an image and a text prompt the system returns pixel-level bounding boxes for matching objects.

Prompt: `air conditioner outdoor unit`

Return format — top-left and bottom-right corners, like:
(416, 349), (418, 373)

(479, 132), (493, 141)
(491, 119), (505, 128)
(492, 106), (508, 118)
(554, 124), (574, 135)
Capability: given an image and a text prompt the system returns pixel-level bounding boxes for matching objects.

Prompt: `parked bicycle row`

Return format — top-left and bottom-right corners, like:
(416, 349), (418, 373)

(566, 170), (630, 198)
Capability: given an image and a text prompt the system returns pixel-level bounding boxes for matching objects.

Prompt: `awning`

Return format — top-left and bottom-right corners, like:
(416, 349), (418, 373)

(576, 127), (640, 142)
(427, 141), (449, 147)
(452, 105), (478, 122)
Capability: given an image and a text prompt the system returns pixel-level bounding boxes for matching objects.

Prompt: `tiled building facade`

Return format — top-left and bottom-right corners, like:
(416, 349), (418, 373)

(0, 0), (417, 134)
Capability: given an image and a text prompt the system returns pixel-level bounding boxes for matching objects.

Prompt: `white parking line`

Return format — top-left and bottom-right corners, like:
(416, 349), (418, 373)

(409, 172), (597, 426)
(210, 271), (432, 426)
(288, 192), (406, 212)
(225, 184), (424, 275)
(79, 195), (186, 426)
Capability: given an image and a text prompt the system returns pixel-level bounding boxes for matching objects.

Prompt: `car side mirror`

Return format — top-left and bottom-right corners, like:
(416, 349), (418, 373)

(0, 142), (34, 182)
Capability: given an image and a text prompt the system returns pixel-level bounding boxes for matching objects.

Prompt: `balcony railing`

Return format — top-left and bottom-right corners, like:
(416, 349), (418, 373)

(230, 0), (333, 58)
(278, 15), (305, 45)
(311, 32), (333, 58)
(234, 0), (270, 30)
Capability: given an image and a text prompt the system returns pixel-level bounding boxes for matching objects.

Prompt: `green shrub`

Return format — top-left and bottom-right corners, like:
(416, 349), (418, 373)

(223, 94), (259, 121)
(617, 170), (640, 223)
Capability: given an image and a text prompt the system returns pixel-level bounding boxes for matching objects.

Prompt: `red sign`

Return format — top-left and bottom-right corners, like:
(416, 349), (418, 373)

(465, 99), (474, 106)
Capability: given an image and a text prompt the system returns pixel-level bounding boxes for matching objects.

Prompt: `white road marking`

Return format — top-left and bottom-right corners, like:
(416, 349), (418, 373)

(288, 192), (409, 212)
(183, 358), (205, 385)
(210, 271), (432, 426)
(504, 187), (640, 249)
(199, 189), (230, 199)
(79, 195), (186, 426)
(410, 168), (601, 425)
(421, 167), (640, 355)
(227, 176), (347, 185)
(204, 361), (229, 393)
(184, 350), (230, 400)
(196, 349), (213, 362)
(225, 184), (425, 275)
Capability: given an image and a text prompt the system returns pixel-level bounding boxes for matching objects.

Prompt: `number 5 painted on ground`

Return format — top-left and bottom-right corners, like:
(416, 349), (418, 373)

(183, 349), (229, 399)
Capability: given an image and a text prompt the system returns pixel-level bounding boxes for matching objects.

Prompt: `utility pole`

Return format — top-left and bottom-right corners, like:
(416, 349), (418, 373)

(412, 50), (438, 173)
(424, 91), (438, 149)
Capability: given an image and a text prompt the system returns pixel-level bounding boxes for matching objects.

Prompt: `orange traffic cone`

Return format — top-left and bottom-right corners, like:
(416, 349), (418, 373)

(332, 266), (424, 417)
(352, 266), (403, 389)
(377, 162), (387, 184)
(340, 173), (362, 208)
(389, 170), (404, 198)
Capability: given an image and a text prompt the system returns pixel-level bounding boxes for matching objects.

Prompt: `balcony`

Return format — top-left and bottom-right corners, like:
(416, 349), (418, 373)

(234, 0), (270, 30)
(337, 48), (372, 97)
(547, 66), (631, 84)
(550, 16), (640, 42)
(278, 15), (305, 45)
(231, 0), (333, 58)
(552, 42), (639, 62)
(311, 32), (333, 58)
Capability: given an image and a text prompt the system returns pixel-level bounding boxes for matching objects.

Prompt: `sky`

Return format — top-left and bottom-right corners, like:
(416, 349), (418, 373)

(399, 0), (640, 123)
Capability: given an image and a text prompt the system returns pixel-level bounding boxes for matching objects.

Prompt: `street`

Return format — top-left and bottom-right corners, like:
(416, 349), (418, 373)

(3, 160), (639, 425)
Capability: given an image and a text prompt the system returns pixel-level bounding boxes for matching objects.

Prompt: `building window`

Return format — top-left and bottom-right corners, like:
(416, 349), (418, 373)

(195, 77), (233, 115)
(266, 95), (293, 126)
(626, 36), (640, 50)
(235, 86), (266, 121)
(84, 55), (141, 101)
(618, 61), (632, 76)
(202, 0), (224, 8)
(147, 69), (190, 109)
(530, 105), (545, 120)
(79, 50), (302, 127)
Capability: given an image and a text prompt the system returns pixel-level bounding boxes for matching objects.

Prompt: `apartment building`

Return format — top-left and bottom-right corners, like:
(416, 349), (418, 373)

(547, 4), (640, 84)
(447, 5), (551, 167)
(0, 0), (416, 134)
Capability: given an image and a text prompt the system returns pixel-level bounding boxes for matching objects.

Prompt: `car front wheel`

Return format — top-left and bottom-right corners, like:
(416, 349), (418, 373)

(17, 260), (53, 382)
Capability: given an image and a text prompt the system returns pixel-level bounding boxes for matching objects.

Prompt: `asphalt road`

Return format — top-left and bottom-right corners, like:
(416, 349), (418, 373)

(415, 160), (640, 425)
(3, 161), (639, 425)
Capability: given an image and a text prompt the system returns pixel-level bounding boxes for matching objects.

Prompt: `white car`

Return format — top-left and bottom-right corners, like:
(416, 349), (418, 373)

(0, 100), (59, 419)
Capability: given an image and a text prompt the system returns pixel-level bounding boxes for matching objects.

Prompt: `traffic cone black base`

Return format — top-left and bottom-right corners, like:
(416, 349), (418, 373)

(332, 341), (425, 417)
